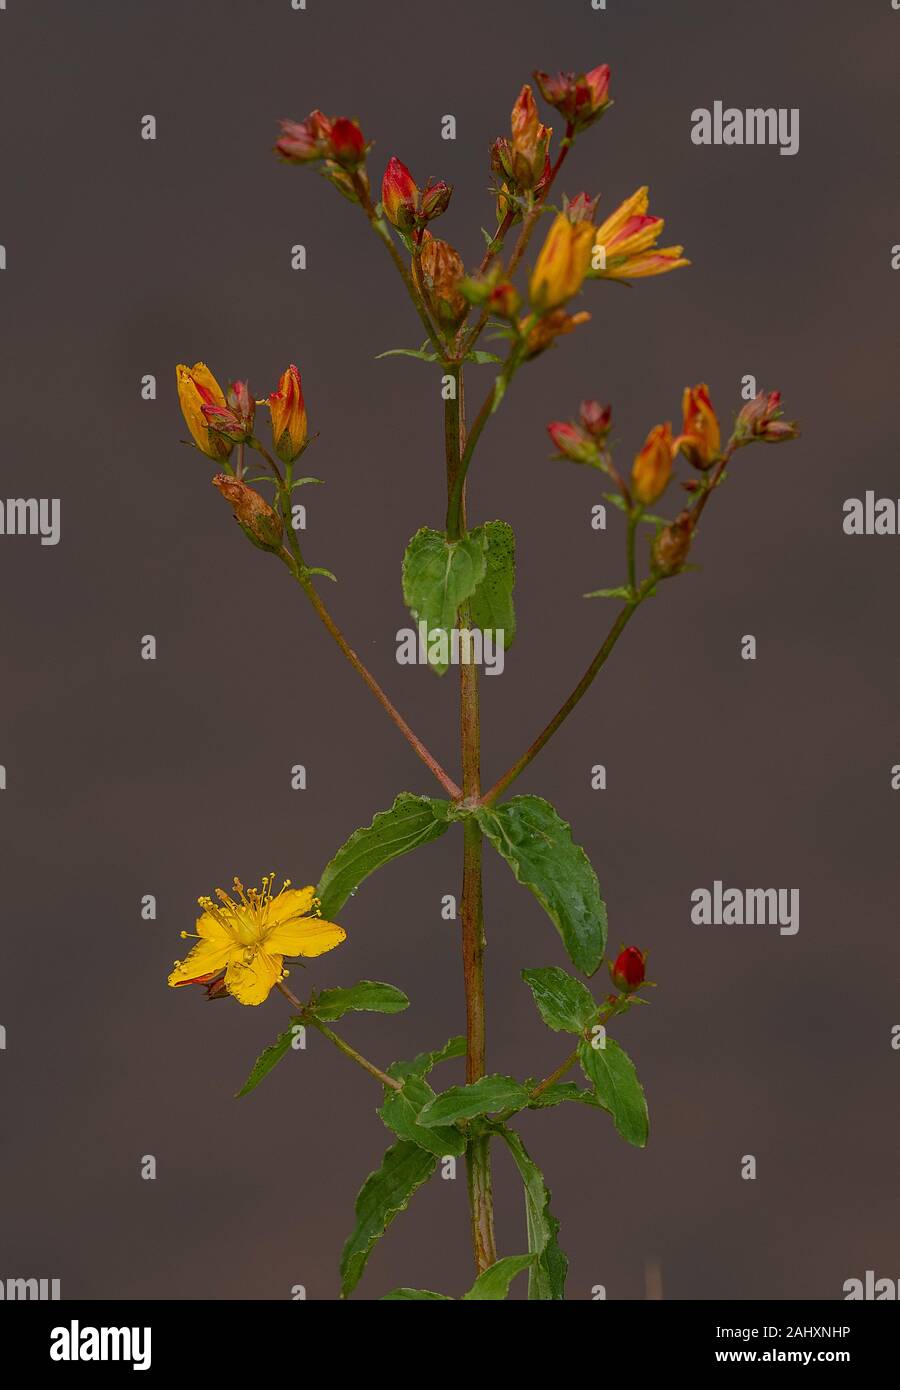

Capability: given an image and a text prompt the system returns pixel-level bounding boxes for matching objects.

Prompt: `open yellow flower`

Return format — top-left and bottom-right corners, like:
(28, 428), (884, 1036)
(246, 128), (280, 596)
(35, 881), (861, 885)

(169, 875), (345, 1005)
(591, 187), (689, 280)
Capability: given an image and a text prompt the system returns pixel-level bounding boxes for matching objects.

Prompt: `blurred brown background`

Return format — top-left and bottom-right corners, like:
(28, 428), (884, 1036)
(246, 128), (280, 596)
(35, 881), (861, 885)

(1, 0), (898, 1300)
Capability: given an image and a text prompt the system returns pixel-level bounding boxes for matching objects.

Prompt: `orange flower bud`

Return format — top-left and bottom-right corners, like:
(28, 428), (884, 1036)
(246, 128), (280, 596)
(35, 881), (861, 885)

(381, 156), (419, 230)
(530, 213), (595, 313)
(176, 363), (234, 462)
(508, 84), (552, 191)
(632, 423), (674, 504)
(676, 384), (721, 469)
(652, 510), (693, 575)
(212, 476), (284, 554)
(268, 364), (308, 464)
(521, 308), (591, 360)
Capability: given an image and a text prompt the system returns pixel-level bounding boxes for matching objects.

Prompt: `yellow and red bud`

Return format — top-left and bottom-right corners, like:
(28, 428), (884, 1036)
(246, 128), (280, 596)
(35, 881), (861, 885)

(652, 509), (694, 575)
(507, 84), (552, 192)
(735, 390), (800, 444)
(212, 476), (284, 553)
(530, 212), (595, 314)
(268, 364), (308, 464)
(675, 384), (721, 470)
(533, 64), (612, 130)
(487, 280), (521, 319)
(547, 421), (597, 464)
(632, 423), (674, 504)
(382, 156), (419, 230)
(176, 362), (234, 462)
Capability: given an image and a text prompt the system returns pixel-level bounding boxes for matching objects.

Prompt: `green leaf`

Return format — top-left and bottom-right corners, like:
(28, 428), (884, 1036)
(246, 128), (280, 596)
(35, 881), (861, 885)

(578, 1037), (649, 1148)
(417, 1075), (530, 1127)
(311, 980), (409, 1022)
(379, 1073), (466, 1158)
(522, 966), (598, 1034)
(340, 1141), (438, 1297)
(526, 1081), (601, 1110)
(316, 793), (452, 920)
(376, 347), (440, 363)
(387, 1035), (466, 1084)
(465, 350), (503, 365)
(234, 1017), (303, 1098)
(401, 528), (488, 674)
(381, 1288), (454, 1300)
(476, 796), (607, 975)
(497, 1127), (567, 1300)
(469, 520), (516, 650)
(462, 1254), (535, 1301)
(583, 586), (633, 601)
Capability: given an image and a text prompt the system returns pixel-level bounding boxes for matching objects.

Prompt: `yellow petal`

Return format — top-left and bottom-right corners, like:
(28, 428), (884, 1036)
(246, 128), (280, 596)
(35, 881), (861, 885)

(168, 938), (237, 988)
(266, 917), (347, 958)
(225, 949), (283, 1005)
(594, 186), (649, 249)
(265, 885), (317, 928)
(195, 910), (236, 944)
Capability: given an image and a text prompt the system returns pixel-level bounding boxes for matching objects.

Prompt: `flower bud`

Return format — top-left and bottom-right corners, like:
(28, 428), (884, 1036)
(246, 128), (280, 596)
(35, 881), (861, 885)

(420, 180), (453, 223)
(548, 421), (597, 464)
(414, 232), (468, 332)
(521, 308), (590, 360)
(533, 64), (612, 131)
(329, 117), (366, 169)
(275, 110), (333, 163)
(509, 84), (552, 191)
(652, 509), (693, 575)
(268, 364), (308, 464)
(609, 945), (647, 993)
(632, 423), (674, 504)
(488, 280), (521, 319)
(176, 362), (234, 462)
(382, 156), (419, 230)
(675, 384), (720, 470)
(530, 212), (595, 314)
(212, 476), (284, 553)
(735, 390), (800, 444)
(580, 400), (612, 440)
(201, 378), (255, 444)
(565, 191), (599, 225)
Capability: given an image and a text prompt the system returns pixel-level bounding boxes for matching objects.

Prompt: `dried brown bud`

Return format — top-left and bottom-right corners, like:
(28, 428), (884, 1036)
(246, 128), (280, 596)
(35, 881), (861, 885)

(415, 231), (469, 331)
(212, 476), (284, 553)
(652, 510), (693, 575)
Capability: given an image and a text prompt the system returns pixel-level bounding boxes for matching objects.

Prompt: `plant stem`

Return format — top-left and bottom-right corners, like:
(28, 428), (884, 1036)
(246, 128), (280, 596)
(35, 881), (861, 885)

(447, 363), (497, 1275)
(276, 982), (402, 1091)
(351, 172), (446, 357)
(482, 583), (652, 805)
(294, 568), (462, 799)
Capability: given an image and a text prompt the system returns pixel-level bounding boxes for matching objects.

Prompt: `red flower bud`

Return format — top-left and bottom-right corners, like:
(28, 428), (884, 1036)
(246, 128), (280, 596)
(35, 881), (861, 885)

(382, 156), (419, 230)
(580, 400), (612, 440)
(329, 117), (366, 169)
(548, 420), (597, 464)
(609, 946), (647, 993)
(533, 64), (612, 130)
(420, 180), (453, 223)
(565, 191), (599, 225)
(735, 390), (800, 445)
(275, 110), (333, 163)
(201, 378), (256, 444)
(487, 280), (521, 319)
